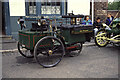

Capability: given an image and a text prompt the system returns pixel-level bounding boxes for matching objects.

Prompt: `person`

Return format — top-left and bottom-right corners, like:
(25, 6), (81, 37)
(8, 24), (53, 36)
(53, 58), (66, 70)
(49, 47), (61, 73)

(106, 14), (114, 26)
(93, 17), (103, 36)
(38, 16), (46, 26)
(37, 16), (48, 32)
(79, 18), (84, 24)
(17, 16), (26, 30)
(82, 16), (92, 25)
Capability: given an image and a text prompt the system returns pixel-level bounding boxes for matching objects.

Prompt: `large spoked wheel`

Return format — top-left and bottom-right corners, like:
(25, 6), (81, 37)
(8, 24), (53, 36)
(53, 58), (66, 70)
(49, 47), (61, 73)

(95, 30), (108, 47)
(68, 43), (83, 57)
(18, 42), (34, 58)
(34, 36), (65, 68)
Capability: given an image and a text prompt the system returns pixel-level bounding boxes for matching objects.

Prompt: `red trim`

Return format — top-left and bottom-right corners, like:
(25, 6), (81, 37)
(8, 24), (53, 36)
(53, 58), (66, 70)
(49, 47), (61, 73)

(66, 46), (78, 50)
(33, 35), (46, 47)
(39, 44), (50, 47)
(19, 33), (30, 48)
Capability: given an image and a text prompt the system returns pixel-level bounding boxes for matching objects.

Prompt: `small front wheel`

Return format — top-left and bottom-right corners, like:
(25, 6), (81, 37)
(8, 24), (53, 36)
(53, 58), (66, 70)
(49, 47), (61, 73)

(18, 42), (34, 58)
(67, 43), (83, 57)
(34, 36), (65, 68)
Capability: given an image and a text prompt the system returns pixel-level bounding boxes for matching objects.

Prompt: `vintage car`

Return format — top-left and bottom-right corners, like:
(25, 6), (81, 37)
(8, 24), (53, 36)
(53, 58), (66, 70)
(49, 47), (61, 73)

(18, 15), (93, 68)
(95, 18), (120, 47)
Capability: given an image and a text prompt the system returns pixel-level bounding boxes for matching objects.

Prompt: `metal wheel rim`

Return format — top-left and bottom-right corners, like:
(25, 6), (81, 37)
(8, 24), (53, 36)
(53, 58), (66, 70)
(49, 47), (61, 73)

(68, 43), (82, 57)
(96, 31), (108, 46)
(34, 36), (65, 68)
(18, 42), (34, 58)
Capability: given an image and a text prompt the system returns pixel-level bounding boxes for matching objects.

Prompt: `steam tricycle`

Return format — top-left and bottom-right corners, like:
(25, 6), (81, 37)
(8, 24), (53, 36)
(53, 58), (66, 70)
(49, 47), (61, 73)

(18, 15), (93, 68)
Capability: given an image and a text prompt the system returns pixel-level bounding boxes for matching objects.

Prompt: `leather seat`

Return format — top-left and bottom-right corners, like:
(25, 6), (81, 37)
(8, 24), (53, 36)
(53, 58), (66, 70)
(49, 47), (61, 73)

(31, 23), (48, 31)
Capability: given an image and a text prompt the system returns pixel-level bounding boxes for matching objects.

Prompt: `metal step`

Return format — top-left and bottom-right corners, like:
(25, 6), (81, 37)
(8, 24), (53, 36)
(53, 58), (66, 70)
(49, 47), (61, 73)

(0, 35), (16, 43)
(0, 35), (13, 38)
(1, 38), (16, 43)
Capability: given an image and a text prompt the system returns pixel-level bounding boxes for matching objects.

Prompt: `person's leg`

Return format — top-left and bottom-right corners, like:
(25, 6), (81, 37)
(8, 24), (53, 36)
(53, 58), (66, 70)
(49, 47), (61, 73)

(20, 24), (22, 30)
(21, 26), (23, 30)
(24, 24), (26, 28)
(94, 28), (98, 36)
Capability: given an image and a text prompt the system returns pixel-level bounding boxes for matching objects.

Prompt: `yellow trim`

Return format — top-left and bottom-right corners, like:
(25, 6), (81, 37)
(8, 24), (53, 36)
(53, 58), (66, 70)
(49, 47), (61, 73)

(96, 31), (120, 46)
(71, 31), (92, 34)
(97, 34), (120, 42)
(96, 31), (108, 46)
(107, 38), (120, 42)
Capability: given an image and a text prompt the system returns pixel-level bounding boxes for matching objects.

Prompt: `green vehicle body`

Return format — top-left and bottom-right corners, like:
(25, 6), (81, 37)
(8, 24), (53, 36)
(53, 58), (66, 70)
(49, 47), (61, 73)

(61, 29), (85, 44)
(112, 18), (120, 26)
(19, 25), (93, 50)
(19, 30), (51, 50)
(107, 18), (120, 34)
(18, 15), (93, 50)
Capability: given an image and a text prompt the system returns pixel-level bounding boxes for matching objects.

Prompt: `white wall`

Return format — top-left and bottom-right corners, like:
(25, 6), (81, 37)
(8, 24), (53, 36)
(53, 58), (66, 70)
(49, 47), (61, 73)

(68, 0), (90, 15)
(0, 1), (2, 34)
(0, 2), (2, 79)
(9, 0), (90, 16)
(9, 0), (25, 16)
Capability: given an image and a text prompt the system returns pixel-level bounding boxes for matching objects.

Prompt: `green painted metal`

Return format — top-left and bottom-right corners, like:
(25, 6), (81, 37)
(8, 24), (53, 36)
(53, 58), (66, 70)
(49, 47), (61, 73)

(19, 26), (93, 50)
(107, 18), (120, 34)
(111, 18), (120, 28)
(61, 29), (86, 44)
(19, 30), (51, 50)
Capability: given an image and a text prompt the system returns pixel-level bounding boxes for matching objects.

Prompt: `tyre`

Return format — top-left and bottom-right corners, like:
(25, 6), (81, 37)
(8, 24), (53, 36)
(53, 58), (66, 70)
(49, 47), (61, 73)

(18, 42), (34, 58)
(34, 36), (65, 68)
(95, 30), (108, 47)
(67, 43), (83, 57)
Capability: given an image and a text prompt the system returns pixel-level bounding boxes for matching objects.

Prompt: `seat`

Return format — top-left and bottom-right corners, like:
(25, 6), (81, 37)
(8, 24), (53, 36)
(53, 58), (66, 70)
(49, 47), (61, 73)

(31, 23), (48, 31)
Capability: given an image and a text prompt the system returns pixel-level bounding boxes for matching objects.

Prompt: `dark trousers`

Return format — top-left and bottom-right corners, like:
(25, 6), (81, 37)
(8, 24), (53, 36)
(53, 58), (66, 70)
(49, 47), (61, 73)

(20, 24), (25, 30)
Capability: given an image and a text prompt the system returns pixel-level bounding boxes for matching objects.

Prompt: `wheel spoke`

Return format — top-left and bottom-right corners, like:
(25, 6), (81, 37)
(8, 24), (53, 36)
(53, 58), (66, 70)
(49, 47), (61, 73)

(68, 43), (82, 57)
(95, 30), (108, 47)
(18, 42), (34, 58)
(34, 36), (65, 68)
